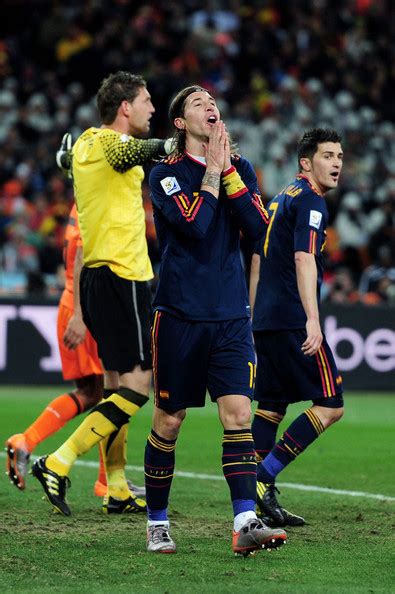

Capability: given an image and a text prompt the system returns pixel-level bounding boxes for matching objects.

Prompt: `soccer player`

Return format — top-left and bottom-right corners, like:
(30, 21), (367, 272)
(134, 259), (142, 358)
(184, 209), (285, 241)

(144, 85), (287, 555)
(250, 128), (345, 527)
(5, 203), (103, 490)
(32, 71), (172, 516)
(6, 201), (145, 499)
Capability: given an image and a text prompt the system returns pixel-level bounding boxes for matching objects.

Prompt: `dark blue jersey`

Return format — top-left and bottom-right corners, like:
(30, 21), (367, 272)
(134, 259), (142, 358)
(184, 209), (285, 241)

(149, 153), (269, 321)
(252, 174), (328, 331)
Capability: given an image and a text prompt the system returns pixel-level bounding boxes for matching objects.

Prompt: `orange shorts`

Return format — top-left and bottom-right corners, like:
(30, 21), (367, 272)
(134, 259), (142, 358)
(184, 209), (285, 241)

(57, 301), (102, 381)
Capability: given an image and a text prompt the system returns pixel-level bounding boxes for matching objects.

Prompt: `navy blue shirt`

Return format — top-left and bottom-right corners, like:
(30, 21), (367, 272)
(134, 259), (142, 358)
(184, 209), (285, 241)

(149, 153), (268, 321)
(252, 174), (328, 331)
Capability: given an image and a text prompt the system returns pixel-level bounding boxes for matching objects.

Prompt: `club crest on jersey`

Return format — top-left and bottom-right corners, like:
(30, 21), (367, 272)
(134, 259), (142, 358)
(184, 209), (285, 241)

(309, 210), (322, 229)
(160, 176), (181, 195)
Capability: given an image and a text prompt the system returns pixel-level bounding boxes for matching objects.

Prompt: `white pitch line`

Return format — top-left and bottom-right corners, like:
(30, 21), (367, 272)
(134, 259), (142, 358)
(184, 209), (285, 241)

(3, 452), (392, 502)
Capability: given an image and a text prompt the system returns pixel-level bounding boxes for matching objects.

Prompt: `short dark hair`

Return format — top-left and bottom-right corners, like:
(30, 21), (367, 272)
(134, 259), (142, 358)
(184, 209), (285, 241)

(96, 71), (146, 124)
(168, 85), (211, 155)
(297, 128), (342, 170)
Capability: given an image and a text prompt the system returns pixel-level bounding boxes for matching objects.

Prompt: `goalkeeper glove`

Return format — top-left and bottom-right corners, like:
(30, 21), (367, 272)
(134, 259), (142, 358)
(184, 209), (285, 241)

(56, 133), (73, 177)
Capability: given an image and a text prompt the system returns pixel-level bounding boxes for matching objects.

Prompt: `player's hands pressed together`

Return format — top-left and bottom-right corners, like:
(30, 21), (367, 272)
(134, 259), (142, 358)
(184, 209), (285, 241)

(63, 312), (87, 350)
(301, 318), (323, 356)
(205, 120), (227, 173)
(201, 121), (228, 197)
(222, 126), (232, 172)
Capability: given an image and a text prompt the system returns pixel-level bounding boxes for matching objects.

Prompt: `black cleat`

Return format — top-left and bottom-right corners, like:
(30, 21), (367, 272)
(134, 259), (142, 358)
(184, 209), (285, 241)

(257, 482), (305, 527)
(102, 494), (147, 514)
(258, 508), (306, 527)
(31, 456), (71, 516)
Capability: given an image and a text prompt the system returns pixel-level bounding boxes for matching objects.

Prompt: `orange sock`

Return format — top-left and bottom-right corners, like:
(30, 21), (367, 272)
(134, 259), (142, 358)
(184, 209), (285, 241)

(97, 446), (107, 486)
(24, 393), (84, 451)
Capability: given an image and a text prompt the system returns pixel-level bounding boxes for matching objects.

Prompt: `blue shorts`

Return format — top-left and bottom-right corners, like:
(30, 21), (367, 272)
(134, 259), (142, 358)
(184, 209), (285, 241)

(253, 329), (344, 404)
(151, 311), (256, 411)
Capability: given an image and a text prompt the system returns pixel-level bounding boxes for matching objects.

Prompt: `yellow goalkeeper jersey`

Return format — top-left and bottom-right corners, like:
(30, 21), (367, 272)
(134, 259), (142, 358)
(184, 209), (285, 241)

(72, 127), (163, 281)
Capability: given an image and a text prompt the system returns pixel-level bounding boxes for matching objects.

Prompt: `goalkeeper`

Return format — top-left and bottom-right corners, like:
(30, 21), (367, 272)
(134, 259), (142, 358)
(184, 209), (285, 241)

(32, 71), (173, 516)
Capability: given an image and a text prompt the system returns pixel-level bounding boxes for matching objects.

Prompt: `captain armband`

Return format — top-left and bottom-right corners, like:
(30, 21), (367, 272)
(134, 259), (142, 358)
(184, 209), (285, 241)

(222, 166), (248, 199)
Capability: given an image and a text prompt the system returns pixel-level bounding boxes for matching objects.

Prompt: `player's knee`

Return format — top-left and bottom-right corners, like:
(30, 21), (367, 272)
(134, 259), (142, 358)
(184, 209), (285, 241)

(221, 407), (251, 430)
(120, 367), (152, 397)
(153, 408), (186, 441)
(75, 375), (104, 411)
(75, 389), (100, 411)
(328, 406), (344, 424)
(315, 405), (344, 428)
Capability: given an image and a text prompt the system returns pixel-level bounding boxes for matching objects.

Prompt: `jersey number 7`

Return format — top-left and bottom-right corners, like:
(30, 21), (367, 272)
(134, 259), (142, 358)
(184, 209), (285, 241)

(263, 202), (278, 257)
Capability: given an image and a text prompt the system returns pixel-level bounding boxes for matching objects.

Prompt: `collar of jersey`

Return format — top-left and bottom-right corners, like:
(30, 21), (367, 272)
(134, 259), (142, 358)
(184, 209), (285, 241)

(186, 152), (207, 166)
(296, 174), (322, 196)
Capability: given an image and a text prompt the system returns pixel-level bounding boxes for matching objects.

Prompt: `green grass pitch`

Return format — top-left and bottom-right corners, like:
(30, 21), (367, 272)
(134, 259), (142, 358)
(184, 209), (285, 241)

(0, 387), (394, 593)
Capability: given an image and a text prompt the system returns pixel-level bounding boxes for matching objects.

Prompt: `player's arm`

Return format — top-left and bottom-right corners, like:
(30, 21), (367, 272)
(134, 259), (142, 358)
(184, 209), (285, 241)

(63, 245), (86, 350)
(222, 157), (269, 240)
(293, 191), (326, 356)
(249, 251), (261, 319)
(295, 251), (322, 356)
(101, 132), (172, 172)
(149, 165), (219, 239)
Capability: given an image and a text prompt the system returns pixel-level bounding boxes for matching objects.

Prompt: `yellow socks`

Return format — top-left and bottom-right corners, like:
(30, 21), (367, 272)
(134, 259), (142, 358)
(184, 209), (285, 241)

(46, 388), (148, 477)
(100, 424), (129, 500)
(46, 410), (117, 476)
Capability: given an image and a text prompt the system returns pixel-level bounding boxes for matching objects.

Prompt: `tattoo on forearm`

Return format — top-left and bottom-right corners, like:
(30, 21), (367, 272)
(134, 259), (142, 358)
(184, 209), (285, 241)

(202, 171), (220, 192)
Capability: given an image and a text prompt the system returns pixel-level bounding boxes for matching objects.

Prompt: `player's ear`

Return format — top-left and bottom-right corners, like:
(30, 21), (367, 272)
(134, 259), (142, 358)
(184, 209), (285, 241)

(174, 117), (185, 130)
(119, 100), (130, 117)
(300, 157), (311, 172)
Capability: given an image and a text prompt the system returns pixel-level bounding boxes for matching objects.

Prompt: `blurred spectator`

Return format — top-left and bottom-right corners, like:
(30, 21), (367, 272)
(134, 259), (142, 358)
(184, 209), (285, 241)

(2, 224), (39, 274)
(326, 268), (360, 305)
(261, 144), (295, 199)
(38, 231), (63, 275)
(359, 245), (395, 305)
(26, 271), (47, 296)
(334, 192), (369, 250)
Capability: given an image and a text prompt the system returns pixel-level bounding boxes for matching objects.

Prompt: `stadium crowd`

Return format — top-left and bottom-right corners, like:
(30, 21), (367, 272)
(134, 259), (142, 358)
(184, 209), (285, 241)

(0, 0), (394, 304)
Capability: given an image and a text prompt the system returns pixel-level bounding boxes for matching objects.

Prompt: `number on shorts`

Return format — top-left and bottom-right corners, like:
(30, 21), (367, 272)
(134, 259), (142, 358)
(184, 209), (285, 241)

(248, 361), (256, 389)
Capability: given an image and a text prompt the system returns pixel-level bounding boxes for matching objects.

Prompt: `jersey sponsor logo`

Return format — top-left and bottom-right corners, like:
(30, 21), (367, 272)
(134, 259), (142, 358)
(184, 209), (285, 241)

(309, 209), (322, 229)
(160, 176), (181, 195)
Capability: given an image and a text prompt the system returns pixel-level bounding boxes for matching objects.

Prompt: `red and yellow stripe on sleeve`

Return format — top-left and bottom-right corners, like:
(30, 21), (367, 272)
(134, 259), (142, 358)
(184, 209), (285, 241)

(309, 230), (318, 255)
(252, 192), (270, 223)
(173, 192), (203, 222)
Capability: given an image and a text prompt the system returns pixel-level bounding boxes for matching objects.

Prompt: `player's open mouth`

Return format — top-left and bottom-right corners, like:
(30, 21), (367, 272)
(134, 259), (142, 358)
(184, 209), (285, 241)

(330, 172), (339, 180)
(207, 115), (217, 124)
